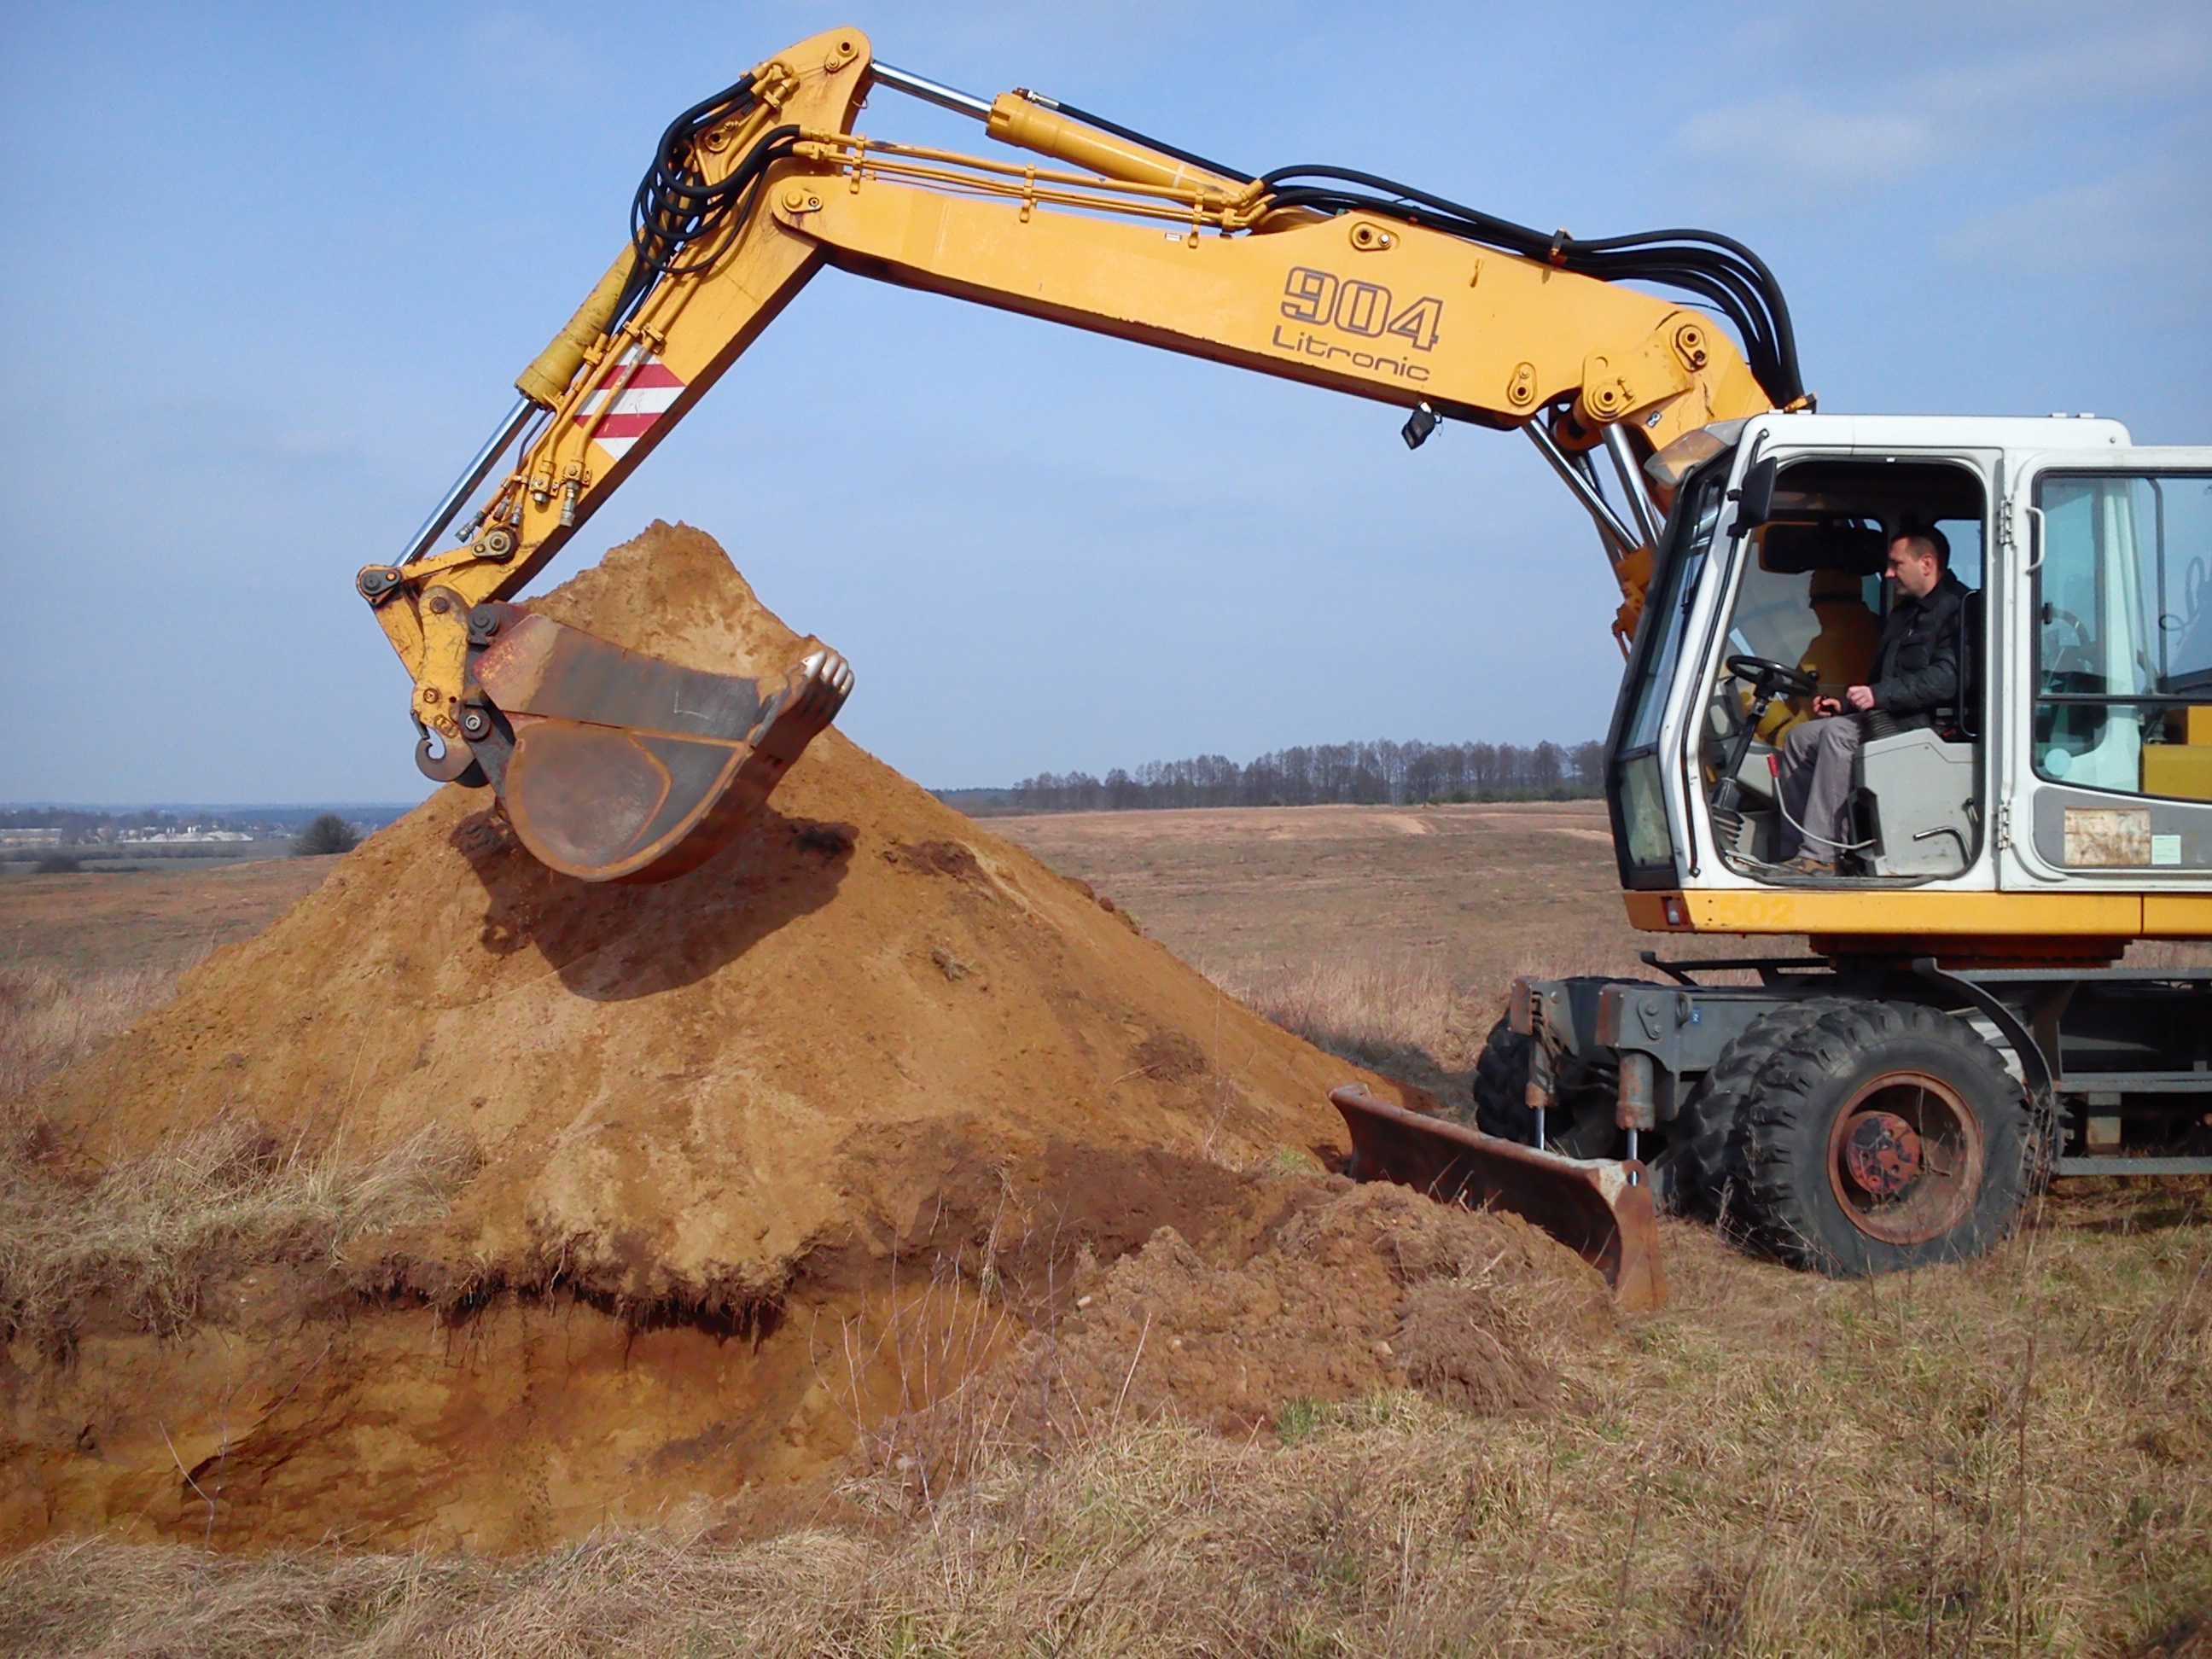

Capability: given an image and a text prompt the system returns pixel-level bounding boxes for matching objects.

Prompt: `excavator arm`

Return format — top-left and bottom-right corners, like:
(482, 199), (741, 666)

(362, 26), (1790, 890)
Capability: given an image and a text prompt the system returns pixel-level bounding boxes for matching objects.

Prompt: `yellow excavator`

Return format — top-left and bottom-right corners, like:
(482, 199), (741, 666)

(364, 28), (2212, 1308)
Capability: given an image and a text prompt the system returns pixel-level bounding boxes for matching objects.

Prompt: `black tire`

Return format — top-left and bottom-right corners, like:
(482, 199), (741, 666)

(1733, 1000), (2028, 1276)
(1464, 1016), (1617, 1158)
(1664, 998), (1842, 1221)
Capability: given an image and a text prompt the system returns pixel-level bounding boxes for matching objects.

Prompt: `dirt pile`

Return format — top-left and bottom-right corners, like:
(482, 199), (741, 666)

(2, 524), (1605, 1554)
(35, 523), (1412, 1315)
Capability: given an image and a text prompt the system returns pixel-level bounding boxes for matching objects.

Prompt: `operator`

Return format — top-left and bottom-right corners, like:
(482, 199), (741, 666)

(1753, 568), (1881, 746)
(1776, 528), (1968, 875)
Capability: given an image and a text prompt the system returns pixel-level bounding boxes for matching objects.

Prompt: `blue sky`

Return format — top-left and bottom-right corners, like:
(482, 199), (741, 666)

(2, 0), (2205, 803)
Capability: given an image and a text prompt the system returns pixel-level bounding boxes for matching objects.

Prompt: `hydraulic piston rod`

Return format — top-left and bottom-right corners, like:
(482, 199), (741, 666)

(1524, 420), (1643, 566)
(1604, 422), (1664, 547)
(400, 396), (535, 563)
(870, 61), (994, 119)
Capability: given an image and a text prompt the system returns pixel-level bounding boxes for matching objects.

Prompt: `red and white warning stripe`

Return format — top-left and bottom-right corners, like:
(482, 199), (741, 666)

(574, 349), (685, 461)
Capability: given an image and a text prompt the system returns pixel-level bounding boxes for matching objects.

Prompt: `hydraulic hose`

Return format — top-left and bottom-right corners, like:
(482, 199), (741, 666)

(1257, 163), (1803, 407)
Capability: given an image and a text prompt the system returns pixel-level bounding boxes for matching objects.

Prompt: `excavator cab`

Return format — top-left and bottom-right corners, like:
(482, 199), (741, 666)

(1608, 419), (2058, 903)
(1492, 420), (2212, 1274)
(1691, 460), (1990, 882)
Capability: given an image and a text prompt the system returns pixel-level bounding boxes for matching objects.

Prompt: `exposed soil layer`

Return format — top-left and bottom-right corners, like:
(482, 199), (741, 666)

(3, 525), (1599, 1554)
(2, 1173), (1610, 1553)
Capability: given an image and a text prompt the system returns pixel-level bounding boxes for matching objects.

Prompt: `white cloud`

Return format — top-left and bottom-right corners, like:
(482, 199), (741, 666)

(1679, 95), (1936, 183)
(1674, 13), (2210, 193)
(1939, 153), (2212, 285)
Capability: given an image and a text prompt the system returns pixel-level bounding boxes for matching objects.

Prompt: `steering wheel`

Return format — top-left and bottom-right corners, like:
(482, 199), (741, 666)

(1725, 655), (1818, 701)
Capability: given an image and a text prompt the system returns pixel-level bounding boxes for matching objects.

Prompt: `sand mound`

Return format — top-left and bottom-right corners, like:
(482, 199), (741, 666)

(36, 524), (1418, 1315)
(3, 525), (1607, 1554)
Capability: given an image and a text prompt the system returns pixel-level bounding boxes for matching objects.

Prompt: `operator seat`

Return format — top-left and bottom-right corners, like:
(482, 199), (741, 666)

(1851, 585), (1984, 877)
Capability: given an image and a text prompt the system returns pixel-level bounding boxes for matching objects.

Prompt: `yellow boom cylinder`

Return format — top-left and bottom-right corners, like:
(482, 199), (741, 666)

(515, 246), (639, 409)
(984, 93), (1243, 198)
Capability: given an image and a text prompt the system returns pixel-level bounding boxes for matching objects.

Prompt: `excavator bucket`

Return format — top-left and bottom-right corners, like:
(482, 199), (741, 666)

(453, 602), (853, 883)
(1331, 1086), (1665, 1312)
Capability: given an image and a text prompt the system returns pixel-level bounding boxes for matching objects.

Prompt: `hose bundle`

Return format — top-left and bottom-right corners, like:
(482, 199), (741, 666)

(1256, 164), (1804, 409)
(622, 75), (798, 317)
(618, 73), (1806, 410)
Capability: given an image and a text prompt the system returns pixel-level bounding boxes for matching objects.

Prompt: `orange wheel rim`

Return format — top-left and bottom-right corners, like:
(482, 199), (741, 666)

(1824, 1070), (1984, 1246)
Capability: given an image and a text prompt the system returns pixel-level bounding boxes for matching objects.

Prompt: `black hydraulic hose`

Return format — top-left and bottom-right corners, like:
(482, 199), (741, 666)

(614, 77), (1806, 404)
(1569, 228), (1802, 395)
(1585, 254), (1774, 352)
(648, 73), (759, 171)
(1257, 170), (1803, 405)
(1260, 162), (1555, 251)
(1260, 167), (1793, 319)
(627, 123), (800, 302)
(1264, 184), (1778, 366)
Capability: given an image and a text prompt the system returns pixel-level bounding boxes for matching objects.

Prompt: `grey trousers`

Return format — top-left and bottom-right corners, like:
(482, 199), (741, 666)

(1777, 715), (1862, 862)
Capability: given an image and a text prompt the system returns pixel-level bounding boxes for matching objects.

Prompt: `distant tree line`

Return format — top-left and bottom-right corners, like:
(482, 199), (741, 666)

(1005, 738), (1607, 814)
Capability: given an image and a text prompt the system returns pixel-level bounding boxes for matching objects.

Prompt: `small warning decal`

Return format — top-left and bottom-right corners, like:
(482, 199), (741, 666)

(574, 351), (685, 461)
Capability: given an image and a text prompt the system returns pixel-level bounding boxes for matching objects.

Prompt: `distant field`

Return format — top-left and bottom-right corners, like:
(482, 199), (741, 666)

(0, 859), (331, 980)
(0, 845), (281, 877)
(996, 798), (1637, 987)
(991, 800), (1745, 1095)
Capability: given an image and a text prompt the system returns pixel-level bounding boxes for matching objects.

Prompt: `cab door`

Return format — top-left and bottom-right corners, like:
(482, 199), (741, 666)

(2002, 450), (2212, 893)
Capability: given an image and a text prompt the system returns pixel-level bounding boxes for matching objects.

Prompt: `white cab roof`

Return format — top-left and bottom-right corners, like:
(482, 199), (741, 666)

(1743, 412), (2133, 451)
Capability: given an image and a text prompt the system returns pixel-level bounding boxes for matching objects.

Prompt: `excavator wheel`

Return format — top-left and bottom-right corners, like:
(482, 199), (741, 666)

(1467, 1015), (1618, 1159)
(1665, 998), (1842, 1225)
(1732, 1000), (2029, 1276)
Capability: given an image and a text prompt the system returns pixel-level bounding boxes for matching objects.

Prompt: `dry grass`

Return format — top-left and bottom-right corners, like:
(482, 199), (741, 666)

(0, 1109), (479, 1350)
(0, 959), (188, 1101)
(1228, 953), (1476, 1094)
(1, 947), (477, 1350)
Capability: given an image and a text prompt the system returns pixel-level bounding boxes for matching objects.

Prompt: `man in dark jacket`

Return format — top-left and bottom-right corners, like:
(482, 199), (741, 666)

(1775, 528), (1968, 873)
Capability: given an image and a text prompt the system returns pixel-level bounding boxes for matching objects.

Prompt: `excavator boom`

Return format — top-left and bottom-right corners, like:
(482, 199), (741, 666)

(366, 26), (1787, 888)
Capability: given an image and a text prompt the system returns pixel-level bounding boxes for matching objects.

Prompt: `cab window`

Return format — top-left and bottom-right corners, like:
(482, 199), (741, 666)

(2033, 472), (2212, 799)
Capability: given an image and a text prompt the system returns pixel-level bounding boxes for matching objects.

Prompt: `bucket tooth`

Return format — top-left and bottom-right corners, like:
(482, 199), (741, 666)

(461, 602), (853, 883)
(1331, 1086), (1665, 1311)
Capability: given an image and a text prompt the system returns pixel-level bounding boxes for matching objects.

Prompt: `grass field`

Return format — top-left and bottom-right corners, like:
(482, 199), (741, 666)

(999, 801), (1743, 1097)
(2, 805), (2208, 1656)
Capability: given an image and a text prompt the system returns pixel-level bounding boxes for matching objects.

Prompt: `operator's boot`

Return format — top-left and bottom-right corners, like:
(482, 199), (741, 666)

(454, 602), (853, 883)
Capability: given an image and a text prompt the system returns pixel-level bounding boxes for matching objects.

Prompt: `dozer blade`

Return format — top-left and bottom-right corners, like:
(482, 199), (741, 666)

(458, 602), (853, 883)
(1331, 1086), (1665, 1312)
